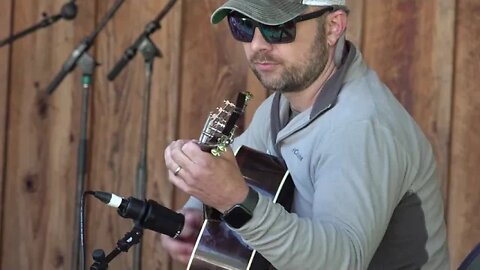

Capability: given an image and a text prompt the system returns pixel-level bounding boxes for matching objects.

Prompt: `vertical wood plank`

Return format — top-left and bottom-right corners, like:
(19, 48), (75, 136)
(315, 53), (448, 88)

(0, 0), (13, 265)
(430, 0), (456, 204)
(173, 1), (248, 268)
(244, 70), (268, 126)
(87, 0), (181, 269)
(448, 0), (480, 267)
(1, 0), (96, 269)
(362, 0), (454, 197)
(88, 0), (145, 267)
(174, 0), (248, 208)
(142, 1), (183, 270)
(345, 0), (364, 49)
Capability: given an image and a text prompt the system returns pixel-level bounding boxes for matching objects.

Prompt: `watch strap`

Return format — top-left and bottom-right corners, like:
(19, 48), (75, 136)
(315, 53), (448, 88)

(241, 186), (259, 213)
(223, 186), (259, 217)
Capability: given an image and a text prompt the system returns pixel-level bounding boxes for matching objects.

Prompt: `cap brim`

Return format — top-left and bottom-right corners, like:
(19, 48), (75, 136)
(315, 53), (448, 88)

(211, 0), (308, 25)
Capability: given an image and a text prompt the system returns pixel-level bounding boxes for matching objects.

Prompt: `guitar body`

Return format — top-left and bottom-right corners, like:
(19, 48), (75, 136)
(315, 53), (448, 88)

(187, 146), (294, 270)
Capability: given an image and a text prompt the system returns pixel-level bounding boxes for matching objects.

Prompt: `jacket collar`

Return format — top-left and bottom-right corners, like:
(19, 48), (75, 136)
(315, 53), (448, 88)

(270, 41), (368, 146)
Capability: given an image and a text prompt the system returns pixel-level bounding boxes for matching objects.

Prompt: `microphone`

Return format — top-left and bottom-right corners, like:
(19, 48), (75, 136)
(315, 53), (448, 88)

(38, 2), (78, 26)
(60, 1), (78, 20)
(93, 191), (184, 238)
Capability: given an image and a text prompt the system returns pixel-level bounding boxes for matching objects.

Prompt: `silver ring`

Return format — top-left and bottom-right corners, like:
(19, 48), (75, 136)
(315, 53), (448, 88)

(174, 166), (182, 176)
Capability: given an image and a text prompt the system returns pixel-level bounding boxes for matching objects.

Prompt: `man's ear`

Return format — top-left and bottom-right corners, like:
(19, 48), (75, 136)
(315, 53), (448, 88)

(325, 10), (348, 66)
(325, 10), (348, 47)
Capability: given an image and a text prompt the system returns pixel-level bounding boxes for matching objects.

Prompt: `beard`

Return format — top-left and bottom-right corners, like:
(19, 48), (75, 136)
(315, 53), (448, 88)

(249, 26), (329, 93)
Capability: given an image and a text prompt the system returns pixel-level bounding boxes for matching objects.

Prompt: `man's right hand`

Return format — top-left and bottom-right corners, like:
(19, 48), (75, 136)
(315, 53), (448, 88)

(160, 208), (203, 264)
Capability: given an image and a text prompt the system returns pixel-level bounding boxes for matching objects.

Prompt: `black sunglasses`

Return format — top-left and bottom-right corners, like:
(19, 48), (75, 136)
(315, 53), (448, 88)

(227, 7), (334, 44)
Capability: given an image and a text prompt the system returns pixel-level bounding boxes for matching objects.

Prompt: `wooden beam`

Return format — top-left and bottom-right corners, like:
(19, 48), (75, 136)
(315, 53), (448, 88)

(1, 0), (96, 268)
(173, 1), (248, 268)
(447, 0), (480, 267)
(244, 70), (268, 127)
(345, 0), (365, 49)
(430, 0), (456, 204)
(174, 0), (248, 209)
(0, 0), (13, 266)
(362, 0), (454, 197)
(141, 1), (183, 269)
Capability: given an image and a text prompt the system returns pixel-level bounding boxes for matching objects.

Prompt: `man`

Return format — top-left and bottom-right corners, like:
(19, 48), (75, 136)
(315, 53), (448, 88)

(161, 0), (450, 269)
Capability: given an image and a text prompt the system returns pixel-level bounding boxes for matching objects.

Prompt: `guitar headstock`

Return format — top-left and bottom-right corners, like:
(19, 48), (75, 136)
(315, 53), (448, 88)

(199, 91), (252, 156)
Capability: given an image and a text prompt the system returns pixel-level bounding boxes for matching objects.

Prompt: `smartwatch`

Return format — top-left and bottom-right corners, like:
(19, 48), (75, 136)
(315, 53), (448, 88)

(222, 186), (259, 229)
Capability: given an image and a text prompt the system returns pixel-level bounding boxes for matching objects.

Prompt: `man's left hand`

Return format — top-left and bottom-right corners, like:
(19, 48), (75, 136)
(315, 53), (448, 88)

(164, 140), (249, 213)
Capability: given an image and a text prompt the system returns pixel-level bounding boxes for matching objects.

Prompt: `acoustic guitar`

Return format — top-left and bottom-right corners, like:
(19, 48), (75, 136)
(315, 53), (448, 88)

(187, 92), (294, 270)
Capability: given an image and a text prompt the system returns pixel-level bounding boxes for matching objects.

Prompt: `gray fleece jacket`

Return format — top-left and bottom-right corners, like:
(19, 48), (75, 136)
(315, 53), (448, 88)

(185, 42), (449, 270)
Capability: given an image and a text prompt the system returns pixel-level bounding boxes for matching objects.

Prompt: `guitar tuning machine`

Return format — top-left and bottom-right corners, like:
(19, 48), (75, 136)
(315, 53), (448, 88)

(224, 100), (235, 107)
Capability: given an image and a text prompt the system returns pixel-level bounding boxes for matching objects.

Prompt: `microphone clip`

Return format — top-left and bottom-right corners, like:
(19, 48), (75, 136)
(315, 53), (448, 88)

(90, 224), (143, 270)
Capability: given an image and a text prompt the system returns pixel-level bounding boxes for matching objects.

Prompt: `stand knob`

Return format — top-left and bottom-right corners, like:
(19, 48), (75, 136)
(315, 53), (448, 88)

(91, 249), (107, 270)
(92, 249), (106, 262)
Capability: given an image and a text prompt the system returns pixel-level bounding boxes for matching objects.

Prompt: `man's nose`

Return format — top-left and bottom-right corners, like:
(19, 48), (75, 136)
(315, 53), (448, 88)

(250, 28), (273, 52)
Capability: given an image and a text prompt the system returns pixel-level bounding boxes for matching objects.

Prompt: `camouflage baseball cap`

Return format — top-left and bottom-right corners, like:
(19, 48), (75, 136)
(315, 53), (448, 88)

(211, 0), (346, 25)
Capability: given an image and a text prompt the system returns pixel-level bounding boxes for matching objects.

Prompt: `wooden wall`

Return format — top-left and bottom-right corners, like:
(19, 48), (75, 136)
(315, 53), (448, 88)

(0, 0), (478, 269)
(0, 0), (12, 259)
(448, 0), (480, 266)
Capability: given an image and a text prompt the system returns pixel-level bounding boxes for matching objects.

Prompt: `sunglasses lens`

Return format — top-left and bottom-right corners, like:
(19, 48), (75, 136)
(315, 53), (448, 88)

(228, 14), (254, 42)
(261, 22), (296, 44)
(227, 13), (297, 44)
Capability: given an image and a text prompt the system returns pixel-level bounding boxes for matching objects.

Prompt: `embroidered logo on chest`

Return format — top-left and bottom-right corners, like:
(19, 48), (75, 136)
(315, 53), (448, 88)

(292, 148), (304, 161)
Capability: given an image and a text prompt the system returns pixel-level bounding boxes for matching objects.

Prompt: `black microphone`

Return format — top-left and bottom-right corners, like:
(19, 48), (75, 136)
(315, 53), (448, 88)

(60, 1), (78, 20)
(38, 2), (78, 26)
(93, 191), (184, 238)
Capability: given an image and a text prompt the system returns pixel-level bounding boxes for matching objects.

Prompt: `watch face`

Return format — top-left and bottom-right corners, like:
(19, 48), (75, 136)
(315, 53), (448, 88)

(223, 205), (252, 229)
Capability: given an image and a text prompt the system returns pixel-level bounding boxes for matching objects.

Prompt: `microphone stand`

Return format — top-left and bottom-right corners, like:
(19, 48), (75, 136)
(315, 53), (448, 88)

(0, 1), (78, 47)
(132, 38), (161, 270)
(75, 52), (98, 270)
(106, 2), (177, 269)
(42, 1), (127, 270)
(90, 224), (144, 270)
